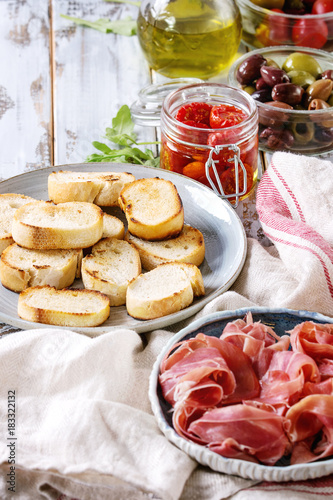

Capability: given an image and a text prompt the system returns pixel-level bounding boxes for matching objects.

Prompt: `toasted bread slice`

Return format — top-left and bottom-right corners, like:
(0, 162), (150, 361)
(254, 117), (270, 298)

(0, 243), (82, 292)
(18, 286), (110, 327)
(102, 213), (125, 239)
(81, 237), (141, 306)
(124, 224), (205, 270)
(0, 193), (38, 255)
(170, 262), (205, 297)
(126, 262), (204, 320)
(48, 170), (135, 206)
(12, 201), (104, 250)
(118, 177), (184, 240)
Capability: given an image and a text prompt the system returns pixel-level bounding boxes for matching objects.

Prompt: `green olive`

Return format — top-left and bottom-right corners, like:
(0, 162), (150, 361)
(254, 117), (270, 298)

(287, 70), (316, 89)
(290, 122), (315, 145)
(243, 85), (256, 95)
(265, 57), (280, 69)
(282, 53), (322, 78)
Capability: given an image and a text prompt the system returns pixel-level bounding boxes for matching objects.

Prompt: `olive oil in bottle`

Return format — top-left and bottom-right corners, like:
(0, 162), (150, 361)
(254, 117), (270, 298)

(137, 0), (242, 79)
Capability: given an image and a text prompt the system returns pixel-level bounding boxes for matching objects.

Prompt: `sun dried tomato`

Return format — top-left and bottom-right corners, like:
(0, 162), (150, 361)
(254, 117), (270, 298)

(192, 152), (209, 162)
(182, 161), (206, 180)
(161, 100), (256, 199)
(175, 102), (212, 127)
(161, 142), (190, 174)
(219, 162), (254, 197)
(209, 104), (247, 129)
(182, 120), (210, 129)
(208, 130), (240, 147)
(196, 174), (213, 188)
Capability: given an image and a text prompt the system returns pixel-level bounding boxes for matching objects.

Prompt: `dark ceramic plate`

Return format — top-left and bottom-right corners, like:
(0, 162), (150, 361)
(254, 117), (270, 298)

(149, 307), (333, 481)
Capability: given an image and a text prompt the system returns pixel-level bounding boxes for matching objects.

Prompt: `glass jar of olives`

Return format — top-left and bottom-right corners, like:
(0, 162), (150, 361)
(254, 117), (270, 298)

(237, 0), (333, 51)
(159, 83), (259, 206)
(137, 0), (242, 79)
(228, 47), (333, 155)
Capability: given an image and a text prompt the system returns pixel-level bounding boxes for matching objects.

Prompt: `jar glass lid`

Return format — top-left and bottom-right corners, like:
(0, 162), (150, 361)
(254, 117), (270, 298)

(130, 78), (203, 127)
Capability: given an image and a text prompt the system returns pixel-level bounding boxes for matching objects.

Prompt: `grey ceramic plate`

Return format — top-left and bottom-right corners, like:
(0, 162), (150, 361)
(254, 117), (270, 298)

(149, 307), (333, 481)
(0, 163), (246, 335)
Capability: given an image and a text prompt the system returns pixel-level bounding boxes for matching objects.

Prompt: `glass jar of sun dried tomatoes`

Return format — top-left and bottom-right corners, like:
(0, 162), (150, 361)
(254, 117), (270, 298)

(160, 83), (259, 206)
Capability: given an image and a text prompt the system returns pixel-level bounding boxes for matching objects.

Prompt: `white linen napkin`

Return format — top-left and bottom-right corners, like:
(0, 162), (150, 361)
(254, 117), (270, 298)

(0, 327), (197, 500)
(1, 151), (333, 500)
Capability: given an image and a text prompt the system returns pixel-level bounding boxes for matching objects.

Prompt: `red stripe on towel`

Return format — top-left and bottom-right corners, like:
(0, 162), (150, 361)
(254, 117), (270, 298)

(264, 232), (333, 299)
(257, 172), (292, 221)
(270, 161), (306, 223)
(256, 161), (333, 302)
(243, 474), (333, 496)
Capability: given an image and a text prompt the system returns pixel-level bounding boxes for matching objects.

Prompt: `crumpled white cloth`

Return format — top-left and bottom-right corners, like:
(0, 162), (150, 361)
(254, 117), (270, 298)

(252, 151), (333, 315)
(1, 151), (333, 500)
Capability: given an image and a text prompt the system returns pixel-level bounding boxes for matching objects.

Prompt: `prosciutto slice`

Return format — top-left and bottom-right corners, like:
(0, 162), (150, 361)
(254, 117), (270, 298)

(159, 346), (236, 407)
(158, 316), (333, 467)
(197, 334), (260, 404)
(317, 358), (333, 379)
(221, 312), (281, 345)
(253, 350), (320, 414)
(290, 321), (333, 361)
(187, 404), (290, 465)
(159, 333), (260, 408)
(303, 378), (333, 396)
(221, 313), (290, 378)
(285, 394), (333, 464)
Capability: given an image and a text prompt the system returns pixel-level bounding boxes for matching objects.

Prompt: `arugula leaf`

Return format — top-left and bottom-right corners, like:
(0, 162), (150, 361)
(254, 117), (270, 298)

(61, 14), (137, 36)
(92, 141), (113, 154)
(86, 105), (160, 167)
(104, 105), (137, 146)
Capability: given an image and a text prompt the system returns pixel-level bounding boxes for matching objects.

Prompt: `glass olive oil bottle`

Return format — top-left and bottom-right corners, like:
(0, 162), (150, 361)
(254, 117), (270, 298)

(137, 0), (242, 79)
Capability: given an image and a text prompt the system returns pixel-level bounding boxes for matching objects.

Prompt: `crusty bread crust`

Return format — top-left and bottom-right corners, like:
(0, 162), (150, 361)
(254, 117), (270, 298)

(126, 262), (204, 320)
(0, 193), (38, 255)
(102, 213), (125, 239)
(48, 170), (135, 206)
(125, 224), (205, 270)
(12, 201), (104, 249)
(167, 262), (205, 297)
(118, 177), (184, 240)
(0, 243), (82, 292)
(18, 286), (110, 327)
(82, 237), (141, 306)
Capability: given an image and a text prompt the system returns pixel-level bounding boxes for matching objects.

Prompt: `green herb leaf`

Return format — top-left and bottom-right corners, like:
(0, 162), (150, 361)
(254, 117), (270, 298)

(86, 146), (159, 166)
(86, 105), (160, 167)
(104, 105), (137, 146)
(92, 141), (113, 154)
(60, 14), (137, 36)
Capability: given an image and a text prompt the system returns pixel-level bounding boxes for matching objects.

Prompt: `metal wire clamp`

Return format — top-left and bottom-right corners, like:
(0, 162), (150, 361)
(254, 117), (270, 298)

(205, 144), (247, 209)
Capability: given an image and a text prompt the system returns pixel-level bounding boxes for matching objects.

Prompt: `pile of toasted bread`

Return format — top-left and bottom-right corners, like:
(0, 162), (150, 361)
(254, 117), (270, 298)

(0, 171), (205, 327)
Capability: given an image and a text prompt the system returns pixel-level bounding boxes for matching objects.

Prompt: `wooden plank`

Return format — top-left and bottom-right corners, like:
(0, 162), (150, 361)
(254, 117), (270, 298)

(52, 0), (156, 167)
(0, 0), (51, 180)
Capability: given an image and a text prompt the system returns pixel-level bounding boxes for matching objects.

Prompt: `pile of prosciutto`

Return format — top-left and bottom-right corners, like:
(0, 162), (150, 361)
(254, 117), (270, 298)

(159, 313), (333, 466)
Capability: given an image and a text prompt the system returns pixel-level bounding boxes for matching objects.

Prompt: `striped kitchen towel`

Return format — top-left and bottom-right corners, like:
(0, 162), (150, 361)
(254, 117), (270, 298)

(229, 474), (333, 499)
(255, 151), (333, 316)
